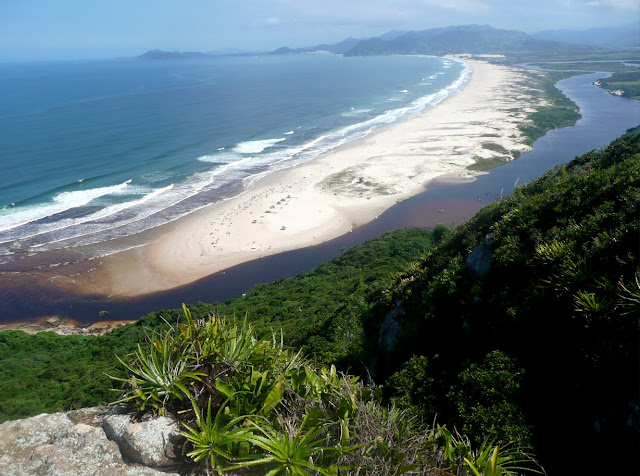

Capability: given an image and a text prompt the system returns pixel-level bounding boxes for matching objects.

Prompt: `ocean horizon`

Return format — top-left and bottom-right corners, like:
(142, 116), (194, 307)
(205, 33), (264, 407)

(0, 54), (469, 270)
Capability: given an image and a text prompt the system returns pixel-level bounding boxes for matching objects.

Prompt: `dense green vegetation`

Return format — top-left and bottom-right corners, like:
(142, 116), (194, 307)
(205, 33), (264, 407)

(0, 228), (437, 423)
(529, 61), (640, 73)
(207, 227), (444, 367)
(1, 128), (638, 474)
(598, 70), (640, 99)
(0, 325), (144, 421)
(512, 61), (640, 101)
(112, 306), (543, 474)
(467, 156), (509, 172)
(499, 49), (640, 65)
(517, 71), (581, 145)
(368, 127), (640, 474)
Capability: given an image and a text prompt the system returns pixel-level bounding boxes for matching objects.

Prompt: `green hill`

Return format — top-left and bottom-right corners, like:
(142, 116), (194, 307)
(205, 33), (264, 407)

(367, 126), (640, 474)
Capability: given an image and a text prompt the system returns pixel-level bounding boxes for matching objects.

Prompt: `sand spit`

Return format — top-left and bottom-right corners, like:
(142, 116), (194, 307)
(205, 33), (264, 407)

(95, 59), (546, 297)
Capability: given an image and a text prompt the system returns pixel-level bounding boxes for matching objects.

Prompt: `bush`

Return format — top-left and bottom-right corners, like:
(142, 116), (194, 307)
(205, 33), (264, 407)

(112, 306), (543, 475)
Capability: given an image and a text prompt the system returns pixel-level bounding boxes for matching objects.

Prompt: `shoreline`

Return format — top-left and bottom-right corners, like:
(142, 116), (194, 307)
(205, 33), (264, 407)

(2, 68), (639, 327)
(89, 59), (546, 297)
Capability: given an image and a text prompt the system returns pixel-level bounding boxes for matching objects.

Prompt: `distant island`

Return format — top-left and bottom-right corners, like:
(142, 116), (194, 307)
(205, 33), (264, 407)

(135, 48), (248, 60)
(137, 49), (211, 60)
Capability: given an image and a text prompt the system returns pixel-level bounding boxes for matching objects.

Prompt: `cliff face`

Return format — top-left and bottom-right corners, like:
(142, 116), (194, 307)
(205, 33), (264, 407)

(0, 409), (181, 476)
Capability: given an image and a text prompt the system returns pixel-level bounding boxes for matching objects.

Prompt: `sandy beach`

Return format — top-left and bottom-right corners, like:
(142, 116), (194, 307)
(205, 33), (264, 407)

(92, 59), (545, 297)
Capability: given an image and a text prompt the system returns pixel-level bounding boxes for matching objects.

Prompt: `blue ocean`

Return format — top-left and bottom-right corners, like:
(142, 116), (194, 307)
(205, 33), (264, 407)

(0, 54), (468, 267)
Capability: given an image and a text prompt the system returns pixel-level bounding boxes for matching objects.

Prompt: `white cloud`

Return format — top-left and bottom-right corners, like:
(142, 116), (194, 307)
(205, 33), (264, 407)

(604, 0), (640, 8)
(422, 0), (490, 11)
(263, 17), (280, 25)
(581, 0), (638, 7)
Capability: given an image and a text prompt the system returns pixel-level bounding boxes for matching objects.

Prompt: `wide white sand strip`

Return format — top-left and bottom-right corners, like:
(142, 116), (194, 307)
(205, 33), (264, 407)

(98, 59), (545, 297)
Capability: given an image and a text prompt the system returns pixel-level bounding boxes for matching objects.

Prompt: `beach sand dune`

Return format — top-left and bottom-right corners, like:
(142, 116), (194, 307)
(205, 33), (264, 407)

(96, 60), (545, 297)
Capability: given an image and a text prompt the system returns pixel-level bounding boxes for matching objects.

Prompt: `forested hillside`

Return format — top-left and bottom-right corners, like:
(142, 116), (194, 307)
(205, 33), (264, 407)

(1, 128), (638, 474)
(368, 127), (640, 474)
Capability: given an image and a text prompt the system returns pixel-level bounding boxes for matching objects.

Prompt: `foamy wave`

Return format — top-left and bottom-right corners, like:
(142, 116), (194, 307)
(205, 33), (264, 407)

(84, 183), (174, 222)
(29, 184), (178, 248)
(197, 152), (242, 164)
(0, 179), (132, 232)
(233, 138), (286, 154)
(0, 183), (175, 245)
(284, 130), (294, 135)
(342, 108), (373, 117)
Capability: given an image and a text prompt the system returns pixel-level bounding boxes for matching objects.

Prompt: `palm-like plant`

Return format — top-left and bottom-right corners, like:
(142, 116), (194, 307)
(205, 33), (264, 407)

(110, 329), (204, 415)
(219, 316), (264, 366)
(464, 442), (545, 476)
(241, 414), (335, 476)
(182, 396), (255, 473)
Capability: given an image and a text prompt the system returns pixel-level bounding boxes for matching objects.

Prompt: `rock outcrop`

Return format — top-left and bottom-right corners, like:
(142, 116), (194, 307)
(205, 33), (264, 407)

(466, 234), (494, 278)
(103, 414), (184, 469)
(378, 302), (405, 353)
(0, 411), (180, 476)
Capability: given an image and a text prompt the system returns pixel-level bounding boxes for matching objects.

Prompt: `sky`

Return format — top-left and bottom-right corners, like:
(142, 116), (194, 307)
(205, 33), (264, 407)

(0, 0), (637, 61)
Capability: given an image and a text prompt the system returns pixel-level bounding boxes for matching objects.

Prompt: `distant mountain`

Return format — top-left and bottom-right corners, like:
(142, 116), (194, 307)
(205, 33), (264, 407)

(137, 49), (211, 60)
(271, 37), (361, 55)
(271, 47), (298, 55)
(310, 37), (361, 54)
(533, 25), (640, 47)
(378, 30), (409, 41)
(343, 25), (592, 56)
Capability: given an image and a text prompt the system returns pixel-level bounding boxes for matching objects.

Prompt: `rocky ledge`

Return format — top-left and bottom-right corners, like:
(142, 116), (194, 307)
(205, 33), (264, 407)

(0, 407), (184, 476)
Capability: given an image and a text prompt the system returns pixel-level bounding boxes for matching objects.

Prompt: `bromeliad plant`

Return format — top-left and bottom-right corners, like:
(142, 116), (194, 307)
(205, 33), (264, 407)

(181, 396), (254, 471)
(111, 305), (370, 473)
(109, 317), (205, 416)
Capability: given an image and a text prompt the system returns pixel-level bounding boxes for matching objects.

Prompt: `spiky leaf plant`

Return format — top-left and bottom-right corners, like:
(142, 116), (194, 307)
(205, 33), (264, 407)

(242, 413), (336, 476)
(464, 442), (545, 476)
(110, 326), (204, 415)
(181, 396), (255, 473)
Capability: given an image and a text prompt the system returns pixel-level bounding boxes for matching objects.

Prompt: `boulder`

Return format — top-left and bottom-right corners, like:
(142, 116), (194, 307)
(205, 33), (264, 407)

(466, 235), (494, 278)
(0, 412), (177, 476)
(378, 303), (405, 353)
(103, 414), (184, 469)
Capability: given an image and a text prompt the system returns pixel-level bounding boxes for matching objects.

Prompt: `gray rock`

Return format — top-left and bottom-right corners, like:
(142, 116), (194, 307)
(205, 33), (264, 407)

(0, 412), (177, 476)
(378, 303), (405, 353)
(103, 414), (184, 469)
(466, 243), (493, 278)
